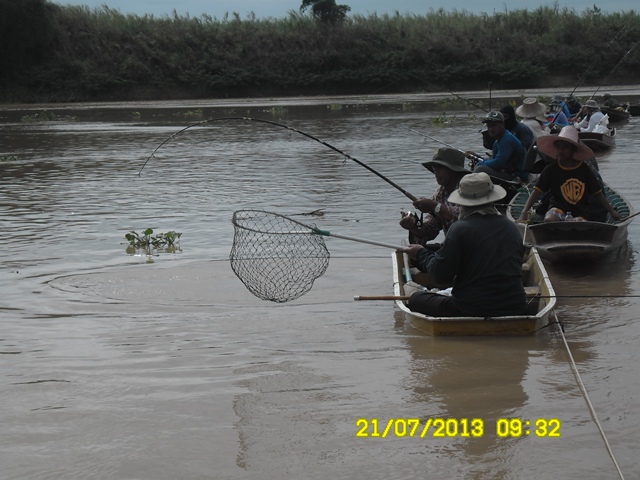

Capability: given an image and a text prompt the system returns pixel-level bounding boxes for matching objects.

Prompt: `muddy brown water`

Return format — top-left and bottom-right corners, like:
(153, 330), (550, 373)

(2, 89), (640, 479)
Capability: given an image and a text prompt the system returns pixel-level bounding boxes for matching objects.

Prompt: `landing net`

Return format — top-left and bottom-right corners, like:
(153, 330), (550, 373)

(230, 210), (330, 303)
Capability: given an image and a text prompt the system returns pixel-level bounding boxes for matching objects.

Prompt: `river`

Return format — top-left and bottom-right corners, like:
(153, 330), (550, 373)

(1, 89), (639, 479)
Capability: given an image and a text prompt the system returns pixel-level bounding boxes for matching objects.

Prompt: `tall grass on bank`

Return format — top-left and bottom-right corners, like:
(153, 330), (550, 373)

(1, 0), (639, 102)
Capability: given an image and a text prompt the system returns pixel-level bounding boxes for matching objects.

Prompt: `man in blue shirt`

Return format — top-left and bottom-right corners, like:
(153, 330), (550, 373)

(465, 111), (528, 182)
(551, 93), (571, 117)
(547, 99), (571, 128)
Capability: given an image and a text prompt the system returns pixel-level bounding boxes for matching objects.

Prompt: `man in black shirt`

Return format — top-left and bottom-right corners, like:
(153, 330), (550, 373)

(401, 172), (527, 317)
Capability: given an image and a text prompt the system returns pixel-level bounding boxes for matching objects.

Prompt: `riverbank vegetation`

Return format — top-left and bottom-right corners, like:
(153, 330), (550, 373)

(1, 0), (639, 103)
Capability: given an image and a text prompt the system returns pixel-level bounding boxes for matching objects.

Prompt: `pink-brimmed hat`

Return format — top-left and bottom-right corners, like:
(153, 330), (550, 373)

(536, 126), (594, 161)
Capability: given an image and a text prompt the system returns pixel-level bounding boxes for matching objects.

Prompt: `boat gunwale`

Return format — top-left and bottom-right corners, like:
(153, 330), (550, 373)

(391, 246), (556, 327)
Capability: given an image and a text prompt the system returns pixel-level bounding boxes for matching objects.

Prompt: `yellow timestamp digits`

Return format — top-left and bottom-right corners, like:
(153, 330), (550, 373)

(355, 418), (485, 438)
(495, 418), (561, 438)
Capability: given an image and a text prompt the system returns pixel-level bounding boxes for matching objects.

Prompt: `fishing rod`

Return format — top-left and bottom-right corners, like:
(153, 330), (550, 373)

(355, 293), (640, 301)
(418, 76), (489, 113)
(409, 128), (484, 163)
(591, 39), (640, 99)
(555, 27), (628, 124)
(567, 26), (627, 100)
(549, 27), (621, 124)
(139, 116), (418, 202)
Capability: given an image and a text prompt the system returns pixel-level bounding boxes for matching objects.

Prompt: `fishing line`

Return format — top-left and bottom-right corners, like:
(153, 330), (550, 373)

(553, 310), (627, 480)
(591, 39), (640, 99)
(417, 75), (489, 112)
(408, 128), (484, 163)
(568, 26), (627, 99)
(139, 116), (418, 201)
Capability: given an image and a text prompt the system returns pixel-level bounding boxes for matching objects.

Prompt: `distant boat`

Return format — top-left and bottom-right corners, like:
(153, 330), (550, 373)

(626, 104), (640, 116)
(601, 106), (631, 123)
(579, 127), (616, 151)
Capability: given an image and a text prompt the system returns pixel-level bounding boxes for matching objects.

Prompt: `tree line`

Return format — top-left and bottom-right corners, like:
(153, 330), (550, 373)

(1, 0), (639, 103)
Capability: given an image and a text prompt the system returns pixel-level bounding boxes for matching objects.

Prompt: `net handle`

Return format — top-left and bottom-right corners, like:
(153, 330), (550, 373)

(314, 228), (403, 250)
(233, 210), (404, 250)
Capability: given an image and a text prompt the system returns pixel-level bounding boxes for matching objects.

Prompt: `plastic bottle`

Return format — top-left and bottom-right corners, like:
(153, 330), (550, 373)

(565, 211), (574, 222)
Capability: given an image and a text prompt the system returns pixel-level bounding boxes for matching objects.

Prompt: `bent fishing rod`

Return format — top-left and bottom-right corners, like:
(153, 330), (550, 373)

(139, 116), (418, 202)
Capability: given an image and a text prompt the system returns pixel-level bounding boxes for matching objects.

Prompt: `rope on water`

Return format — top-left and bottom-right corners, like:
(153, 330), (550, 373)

(552, 311), (626, 480)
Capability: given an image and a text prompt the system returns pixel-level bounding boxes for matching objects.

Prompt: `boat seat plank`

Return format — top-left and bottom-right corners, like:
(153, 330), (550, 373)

(524, 285), (541, 296)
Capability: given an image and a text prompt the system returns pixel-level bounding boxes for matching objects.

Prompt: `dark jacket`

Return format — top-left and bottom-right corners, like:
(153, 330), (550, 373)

(413, 213), (527, 316)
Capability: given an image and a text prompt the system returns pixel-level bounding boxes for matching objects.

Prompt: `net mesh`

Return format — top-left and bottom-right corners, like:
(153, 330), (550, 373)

(230, 210), (331, 303)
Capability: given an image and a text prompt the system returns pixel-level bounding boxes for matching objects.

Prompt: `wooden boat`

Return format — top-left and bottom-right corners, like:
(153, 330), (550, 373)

(601, 106), (631, 123)
(579, 127), (616, 151)
(391, 246), (556, 336)
(508, 183), (634, 263)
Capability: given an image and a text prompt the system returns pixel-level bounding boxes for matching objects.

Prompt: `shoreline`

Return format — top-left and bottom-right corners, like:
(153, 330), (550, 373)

(1, 85), (639, 111)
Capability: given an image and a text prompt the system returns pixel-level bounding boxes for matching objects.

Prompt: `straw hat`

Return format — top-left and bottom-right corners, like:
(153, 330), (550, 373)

(422, 147), (470, 173)
(535, 126), (594, 162)
(448, 172), (506, 206)
(515, 97), (547, 118)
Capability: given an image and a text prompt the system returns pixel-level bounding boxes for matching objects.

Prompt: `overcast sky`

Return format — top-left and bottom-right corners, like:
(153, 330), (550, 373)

(52, 0), (637, 19)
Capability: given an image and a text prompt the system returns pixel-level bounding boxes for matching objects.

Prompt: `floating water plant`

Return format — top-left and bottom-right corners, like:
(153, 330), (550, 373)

(125, 229), (182, 259)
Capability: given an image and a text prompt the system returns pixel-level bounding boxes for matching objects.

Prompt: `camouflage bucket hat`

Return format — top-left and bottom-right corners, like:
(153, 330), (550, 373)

(422, 147), (470, 173)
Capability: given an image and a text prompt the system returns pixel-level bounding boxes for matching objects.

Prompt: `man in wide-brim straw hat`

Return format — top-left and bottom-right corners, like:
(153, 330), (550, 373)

(400, 147), (470, 246)
(515, 97), (549, 139)
(517, 126), (622, 224)
(401, 172), (527, 318)
(575, 99), (605, 133)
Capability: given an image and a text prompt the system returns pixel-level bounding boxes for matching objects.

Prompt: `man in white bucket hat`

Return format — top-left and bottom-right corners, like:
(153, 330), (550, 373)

(517, 126), (622, 223)
(401, 172), (527, 317)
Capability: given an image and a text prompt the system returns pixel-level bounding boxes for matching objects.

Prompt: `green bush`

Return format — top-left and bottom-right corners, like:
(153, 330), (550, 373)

(1, 2), (638, 102)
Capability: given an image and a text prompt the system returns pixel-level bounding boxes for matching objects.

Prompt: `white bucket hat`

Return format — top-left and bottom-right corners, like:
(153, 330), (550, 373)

(448, 172), (507, 206)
